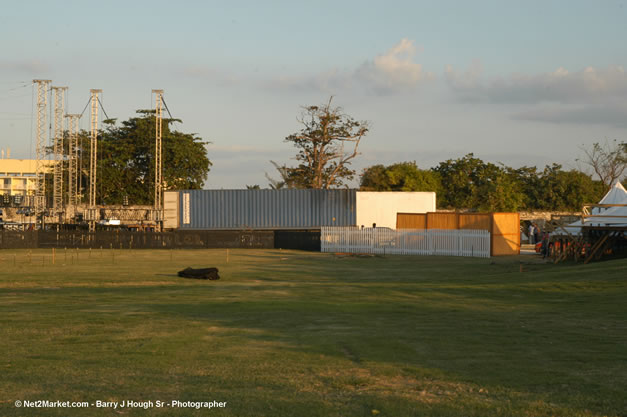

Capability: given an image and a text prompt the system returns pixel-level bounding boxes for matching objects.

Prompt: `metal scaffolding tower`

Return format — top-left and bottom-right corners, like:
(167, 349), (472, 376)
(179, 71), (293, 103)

(153, 89), (164, 229)
(65, 114), (80, 207)
(88, 89), (101, 231)
(33, 79), (51, 225)
(51, 86), (67, 213)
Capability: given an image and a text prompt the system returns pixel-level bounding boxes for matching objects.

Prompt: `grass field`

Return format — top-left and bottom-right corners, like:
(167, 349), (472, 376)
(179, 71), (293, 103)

(0, 248), (625, 416)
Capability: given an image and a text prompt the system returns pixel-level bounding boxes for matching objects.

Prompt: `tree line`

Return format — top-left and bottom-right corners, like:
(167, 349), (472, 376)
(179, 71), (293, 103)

(360, 158), (606, 212)
(266, 97), (625, 212)
(53, 99), (625, 213)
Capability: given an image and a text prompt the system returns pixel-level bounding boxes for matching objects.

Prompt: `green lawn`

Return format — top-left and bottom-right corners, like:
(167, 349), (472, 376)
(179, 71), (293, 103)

(0, 248), (625, 416)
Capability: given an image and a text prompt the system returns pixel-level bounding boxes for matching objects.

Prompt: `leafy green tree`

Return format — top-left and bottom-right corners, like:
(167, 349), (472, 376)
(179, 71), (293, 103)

(504, 164), (604, 211)
(279, 97), (369, 189)
(504, 166), (541, 211)
(533, 164), (604, 211)
(433, 154), (482, 209)
(477, 170), (524, 212)
(434, 154), (525, 211)
(360, 162), (441, 194)
(74, 110), (211, 205)
(359, 155), (604, 212)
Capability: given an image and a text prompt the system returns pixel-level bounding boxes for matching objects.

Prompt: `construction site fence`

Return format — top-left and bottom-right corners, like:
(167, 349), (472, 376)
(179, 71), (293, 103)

(321, 227), (491, 258)
(0, 230), (321, 251)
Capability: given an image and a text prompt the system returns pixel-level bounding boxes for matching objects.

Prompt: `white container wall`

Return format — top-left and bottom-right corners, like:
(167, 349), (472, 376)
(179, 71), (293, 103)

(163, 191), (179, 229)
(356, 191), (436, 229)
(321, 227), (490, 258)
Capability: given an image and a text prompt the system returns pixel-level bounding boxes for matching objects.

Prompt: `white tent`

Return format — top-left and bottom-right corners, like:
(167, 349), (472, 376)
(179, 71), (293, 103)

(583, 203), (627, 227)
(592, 181), (627, 214)
(562, 181), (627, 234)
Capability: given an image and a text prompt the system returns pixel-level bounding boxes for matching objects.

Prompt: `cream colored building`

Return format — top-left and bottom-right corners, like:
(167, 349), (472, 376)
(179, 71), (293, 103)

(0, 159), (54, 197)
(355, 191), (436, 229)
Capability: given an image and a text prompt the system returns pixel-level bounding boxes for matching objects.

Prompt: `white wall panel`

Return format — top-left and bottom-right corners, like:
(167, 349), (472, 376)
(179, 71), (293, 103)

(163, 191), (179, 229)
(356, 192), (436, 229)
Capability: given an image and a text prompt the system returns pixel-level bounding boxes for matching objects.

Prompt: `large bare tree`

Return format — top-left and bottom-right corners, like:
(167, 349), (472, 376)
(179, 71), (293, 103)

(578, 140), (627, 190)
(278, 97), (369, 189)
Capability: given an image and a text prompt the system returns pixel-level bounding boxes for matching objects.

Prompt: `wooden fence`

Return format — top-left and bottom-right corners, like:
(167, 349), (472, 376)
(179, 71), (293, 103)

(321, 227), (490, 258)
(396, 212), (520, 256)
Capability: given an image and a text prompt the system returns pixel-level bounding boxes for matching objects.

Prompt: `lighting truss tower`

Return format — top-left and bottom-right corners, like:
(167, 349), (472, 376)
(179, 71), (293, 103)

(65, 114), (80, 207)
(33, 79), (51, 225)
(88, 89), (102, 231)
(51, 86), (67, 214)
(152, 89), (164, 228)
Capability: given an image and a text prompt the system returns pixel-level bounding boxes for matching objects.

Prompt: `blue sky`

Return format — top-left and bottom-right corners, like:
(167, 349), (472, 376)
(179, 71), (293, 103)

(1, 0), (626, 188)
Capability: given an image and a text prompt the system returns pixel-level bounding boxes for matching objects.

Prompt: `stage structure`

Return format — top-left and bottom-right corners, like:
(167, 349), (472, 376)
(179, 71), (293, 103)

(51, 86), (67, 215)
(65, 114), (81, 207)
(3, 83), (178, 231)
(33, 79), (51, 227)
(86, 89), (102, 231)
(153, 89), (164, 230)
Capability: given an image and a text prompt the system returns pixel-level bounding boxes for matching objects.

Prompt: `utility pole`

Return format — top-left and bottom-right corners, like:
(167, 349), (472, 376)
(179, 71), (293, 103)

(65, 114), (80, 207)
(152, 89), (164, 231)
(33, 79), (51, 228)
(88, 89), (101, 231)
(51, 86), (67, 216)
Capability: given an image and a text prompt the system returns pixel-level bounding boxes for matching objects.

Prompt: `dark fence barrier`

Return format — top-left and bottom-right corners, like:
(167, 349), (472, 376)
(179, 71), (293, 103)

(0, 230), (320, 250)
(0, 231), (38, 249)
(274, 230), (320, 251)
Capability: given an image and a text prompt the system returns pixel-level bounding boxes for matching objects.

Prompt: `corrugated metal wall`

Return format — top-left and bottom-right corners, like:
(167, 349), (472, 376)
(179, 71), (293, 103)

(178, 189), (356, 230)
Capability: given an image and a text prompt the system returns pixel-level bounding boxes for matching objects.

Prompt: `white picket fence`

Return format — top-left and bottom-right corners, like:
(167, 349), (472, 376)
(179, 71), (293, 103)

(321, 227), (491, 258)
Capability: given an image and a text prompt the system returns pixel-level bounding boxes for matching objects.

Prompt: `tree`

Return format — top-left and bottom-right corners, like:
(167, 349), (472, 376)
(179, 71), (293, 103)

(434, 154), (485, 209)
(74, 110), (211, 205)
(477, 170), (524, 212)
(434, 154), (525, 211)
(360, 162), (441, 194)
(533, 164), (604, 211)
(265, 160), (295, 190)
(504, 165), (541, 211)
(578, 140), (627, 190)
(279, 97), (369, 189)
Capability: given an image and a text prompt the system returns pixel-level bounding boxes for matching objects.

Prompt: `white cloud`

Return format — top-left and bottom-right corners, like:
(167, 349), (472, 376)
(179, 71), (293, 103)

(355, 38), (434, 94)
(181, 39), (432, 95)
(445, 63), (627, 103)
(445, 62), (627, 128)
(444, 60), (483, 90)
(512, 103), (627, 128)
(264, 39), (433, 95)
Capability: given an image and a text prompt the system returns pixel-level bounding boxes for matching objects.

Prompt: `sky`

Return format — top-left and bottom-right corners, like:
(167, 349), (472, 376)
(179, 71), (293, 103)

(1, 0), (626, 188)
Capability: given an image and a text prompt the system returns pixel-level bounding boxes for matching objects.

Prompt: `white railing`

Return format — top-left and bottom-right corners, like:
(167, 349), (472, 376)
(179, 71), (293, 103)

(321, 227), (490, 258)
